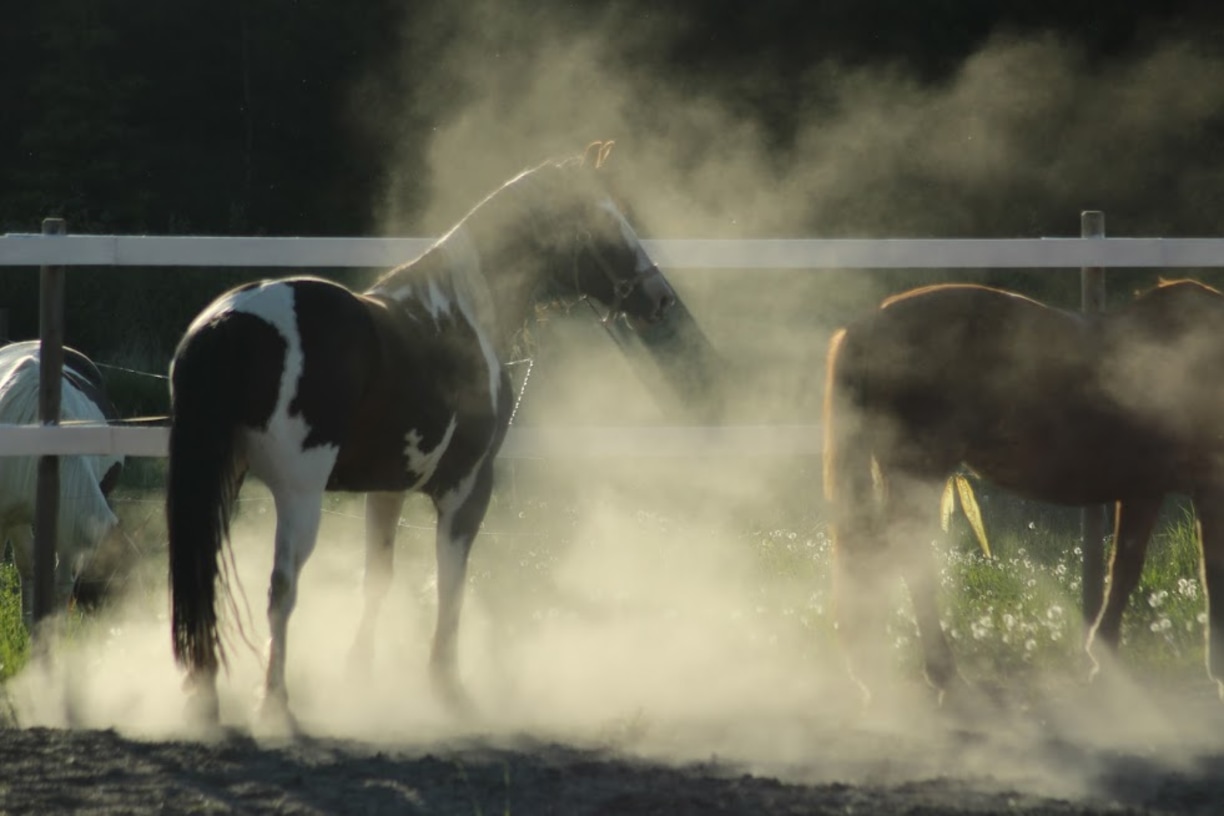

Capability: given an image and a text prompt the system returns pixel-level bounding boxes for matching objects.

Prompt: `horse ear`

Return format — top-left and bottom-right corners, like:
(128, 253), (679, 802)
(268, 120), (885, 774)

(582, 140), (616, 169)
(582, 141), (604, 167)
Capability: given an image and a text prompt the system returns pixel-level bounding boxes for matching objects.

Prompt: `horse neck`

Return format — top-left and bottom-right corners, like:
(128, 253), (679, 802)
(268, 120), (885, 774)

(371, 218), (546, 359)
(391, 177), (563, 352)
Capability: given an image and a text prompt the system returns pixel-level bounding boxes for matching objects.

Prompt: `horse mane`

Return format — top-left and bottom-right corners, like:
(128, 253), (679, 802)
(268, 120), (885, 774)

(371, 141), (621, 293)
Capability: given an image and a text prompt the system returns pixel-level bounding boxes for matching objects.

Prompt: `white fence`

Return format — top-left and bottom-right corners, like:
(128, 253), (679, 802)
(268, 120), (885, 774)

(4, 232), (1224, 459)
(6, 233), (1224, 269)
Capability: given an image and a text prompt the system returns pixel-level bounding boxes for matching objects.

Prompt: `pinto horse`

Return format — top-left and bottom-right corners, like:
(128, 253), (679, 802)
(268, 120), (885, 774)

(167, 143), (678, 728)
(822, 279), (1224, 703)
(0, 341), (124, 625)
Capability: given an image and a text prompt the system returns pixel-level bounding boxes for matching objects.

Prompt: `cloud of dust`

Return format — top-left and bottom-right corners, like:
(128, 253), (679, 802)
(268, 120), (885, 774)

(11, 4), (1224, 807)
(362, 3), (1224, 421)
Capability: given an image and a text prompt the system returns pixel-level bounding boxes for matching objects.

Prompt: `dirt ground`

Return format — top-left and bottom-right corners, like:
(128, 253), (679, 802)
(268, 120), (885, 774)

(3, 677), (1224, 816)
(10, 495), (1223, 815)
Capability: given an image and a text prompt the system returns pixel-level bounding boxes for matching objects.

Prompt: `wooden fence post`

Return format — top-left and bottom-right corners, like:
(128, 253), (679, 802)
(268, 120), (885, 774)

(1080, 210), (1108, 634)
(33, 217), (66, 633)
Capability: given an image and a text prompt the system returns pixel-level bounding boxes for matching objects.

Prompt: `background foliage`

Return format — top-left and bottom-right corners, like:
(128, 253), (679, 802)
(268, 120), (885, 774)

(2, 1), (1224, 411)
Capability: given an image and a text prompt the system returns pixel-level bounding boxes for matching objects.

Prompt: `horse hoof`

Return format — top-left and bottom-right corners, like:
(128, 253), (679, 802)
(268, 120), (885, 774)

(430, 671), (476, 720)
(937, 675), (996, 723)
(184, 690), (221, 732)
(258, 694), (301, 739)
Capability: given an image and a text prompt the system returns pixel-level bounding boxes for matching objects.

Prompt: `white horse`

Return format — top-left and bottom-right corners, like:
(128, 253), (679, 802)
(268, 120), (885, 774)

(0, 341), (124, 625)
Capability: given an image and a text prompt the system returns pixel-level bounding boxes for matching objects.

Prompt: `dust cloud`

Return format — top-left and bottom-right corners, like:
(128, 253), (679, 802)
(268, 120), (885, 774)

(8, 459), (1224, 804)
(9, 2), (1224, 807)
(363, 3), (1224, 422)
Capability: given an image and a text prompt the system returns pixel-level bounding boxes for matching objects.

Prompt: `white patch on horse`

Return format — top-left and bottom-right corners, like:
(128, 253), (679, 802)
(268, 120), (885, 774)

(219, 281), (340, 488)
(424, 279), (451, 320)
(599, 198), (653, 273)
(404, 415), (458, 489)
(437, 452), (487, 520)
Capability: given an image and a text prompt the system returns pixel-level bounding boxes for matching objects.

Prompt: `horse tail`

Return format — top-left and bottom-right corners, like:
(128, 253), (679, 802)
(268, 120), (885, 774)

(166, 320), (246, 677)
(823, 327), (873, 506)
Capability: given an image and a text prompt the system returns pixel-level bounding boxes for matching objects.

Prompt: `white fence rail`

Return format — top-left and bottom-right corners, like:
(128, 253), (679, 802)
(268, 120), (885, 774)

(5, 233), (1224, 269)
(4, 232), (1224, 459)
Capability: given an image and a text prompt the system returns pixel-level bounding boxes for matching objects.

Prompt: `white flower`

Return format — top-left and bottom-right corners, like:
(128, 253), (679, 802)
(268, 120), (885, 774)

(1178, 578), (1199, 600)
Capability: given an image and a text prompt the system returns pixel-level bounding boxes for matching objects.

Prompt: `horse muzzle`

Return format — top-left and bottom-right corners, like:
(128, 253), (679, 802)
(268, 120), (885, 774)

(634, 267), (677, 325)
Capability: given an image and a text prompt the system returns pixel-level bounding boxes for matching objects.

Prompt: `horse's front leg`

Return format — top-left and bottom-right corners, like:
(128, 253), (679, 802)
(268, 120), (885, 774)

(1085, 497), (1161, 677)
(348, 491), (406, 675)
(831, 510), (895, 707)
(430, 460), (494, 715)
(1192, 486), (1224, 698)
(262, 488), (325, 733)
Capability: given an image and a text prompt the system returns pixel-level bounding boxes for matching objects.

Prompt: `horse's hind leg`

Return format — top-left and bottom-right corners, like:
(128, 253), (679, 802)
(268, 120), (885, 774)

(1085, 497), (1161, 675)
(888, 474), (960, 696)
(1191, 487), (1224, 697)
(832, 496), (897, 705)
(348, 491), (406, 673)
(430, 460), (495, 713)
(262, 487), (325, 730)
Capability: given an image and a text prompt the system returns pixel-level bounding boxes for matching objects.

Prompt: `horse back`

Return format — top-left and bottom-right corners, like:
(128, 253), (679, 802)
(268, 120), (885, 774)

(847, 284), (1090, 414)
(833, 283), (1214, 502)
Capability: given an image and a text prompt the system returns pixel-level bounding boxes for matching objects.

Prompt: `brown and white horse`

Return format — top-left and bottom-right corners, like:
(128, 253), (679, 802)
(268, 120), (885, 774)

(822, 279), (1224, 705)
(166, 143), (678, 730)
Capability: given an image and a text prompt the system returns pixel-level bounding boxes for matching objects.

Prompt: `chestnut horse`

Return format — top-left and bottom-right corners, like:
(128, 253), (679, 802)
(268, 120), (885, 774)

(822, 279), (1224, 702)
(167, 144), (678, 730)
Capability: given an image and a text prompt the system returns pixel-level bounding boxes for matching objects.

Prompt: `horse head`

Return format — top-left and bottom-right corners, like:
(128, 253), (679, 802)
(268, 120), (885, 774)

(526, 142), (677, 326)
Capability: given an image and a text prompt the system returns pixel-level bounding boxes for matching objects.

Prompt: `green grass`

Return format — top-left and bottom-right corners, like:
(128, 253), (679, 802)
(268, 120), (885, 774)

(0, 564), (29, 681)
(0, 479), (1212, 693)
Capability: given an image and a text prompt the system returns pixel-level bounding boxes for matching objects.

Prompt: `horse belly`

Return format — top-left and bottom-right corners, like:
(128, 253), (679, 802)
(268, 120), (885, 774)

(970, 434), (1172, 506)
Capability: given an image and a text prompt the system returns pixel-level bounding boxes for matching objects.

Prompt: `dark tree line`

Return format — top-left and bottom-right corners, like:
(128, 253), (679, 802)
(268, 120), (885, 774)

(2, 0), (1223, 385)
(0, 0), (411, 236)
(4, 0), (1219, 236)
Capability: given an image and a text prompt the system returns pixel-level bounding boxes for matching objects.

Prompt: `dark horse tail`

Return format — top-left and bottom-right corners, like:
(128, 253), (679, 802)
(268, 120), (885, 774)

(167, 318), (249, 678)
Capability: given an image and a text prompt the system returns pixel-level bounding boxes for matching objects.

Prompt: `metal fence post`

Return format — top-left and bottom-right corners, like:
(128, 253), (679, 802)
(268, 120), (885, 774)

(33, 217), (66, 633)
(1080, 210), (1108, 634)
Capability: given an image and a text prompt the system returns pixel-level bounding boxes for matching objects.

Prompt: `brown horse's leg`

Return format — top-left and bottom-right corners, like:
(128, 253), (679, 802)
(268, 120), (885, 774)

(1192, 487), (1224, 696)
(889, 474), (959, 695)
(1086, 497), (1161, 670)
(832, 517), (895, 704)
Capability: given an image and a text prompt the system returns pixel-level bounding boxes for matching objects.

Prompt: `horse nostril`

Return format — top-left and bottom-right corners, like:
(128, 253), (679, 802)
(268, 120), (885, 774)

(658, 294), (676, 318)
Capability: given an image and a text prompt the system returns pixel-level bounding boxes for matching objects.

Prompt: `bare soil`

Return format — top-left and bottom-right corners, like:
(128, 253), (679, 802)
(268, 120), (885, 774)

(2, 684), (1223, 816)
